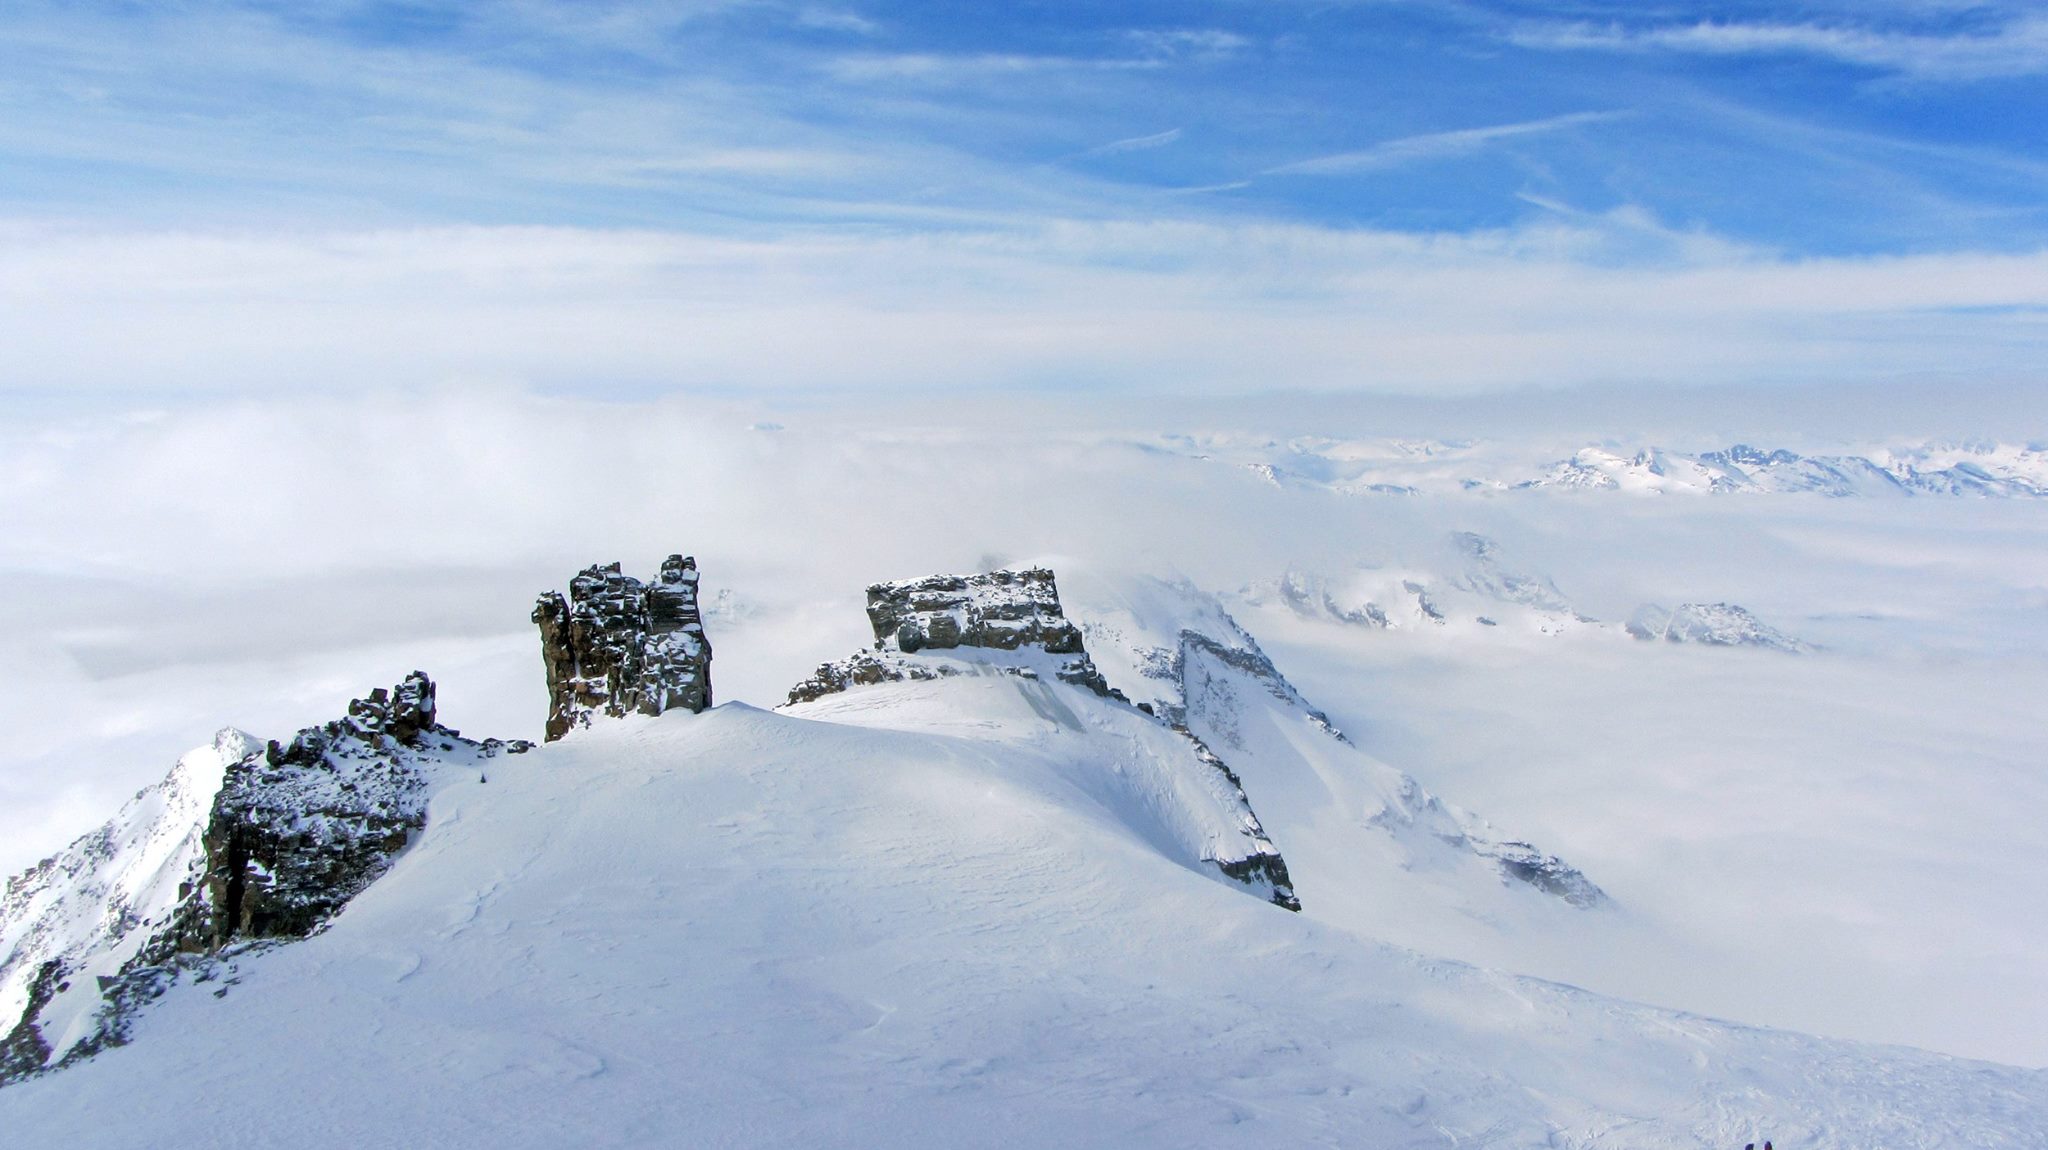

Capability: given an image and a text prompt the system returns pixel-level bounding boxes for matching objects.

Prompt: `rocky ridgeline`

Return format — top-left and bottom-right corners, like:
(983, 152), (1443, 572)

(790, 569), (1121, 704)
(534, 555), (713, 741)
(1, 674), (522, 1085)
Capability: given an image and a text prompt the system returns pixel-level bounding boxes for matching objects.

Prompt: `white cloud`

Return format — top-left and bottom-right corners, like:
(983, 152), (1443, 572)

(1081, 128), (1184, 157)
(824, 51), (1160, 83)
(794, 7), (879, 35)
(1, 215), (2044, 399)
(1263, 111), (1625, 176)
(1125, 28), (1251, 61)
(1514, 15), (2048, 81)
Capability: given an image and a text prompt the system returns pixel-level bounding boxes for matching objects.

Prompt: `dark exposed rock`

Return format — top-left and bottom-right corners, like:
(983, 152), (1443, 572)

(0, 960), (59, 1082)
(534, 555), (713, 741)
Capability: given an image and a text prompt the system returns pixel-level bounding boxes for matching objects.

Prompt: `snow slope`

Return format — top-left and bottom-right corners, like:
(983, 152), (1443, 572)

(2, 687), (2045, 1147)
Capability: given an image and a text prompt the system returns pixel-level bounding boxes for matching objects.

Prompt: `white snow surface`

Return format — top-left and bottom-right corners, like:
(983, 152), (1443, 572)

(4, 694), (2045, 1148)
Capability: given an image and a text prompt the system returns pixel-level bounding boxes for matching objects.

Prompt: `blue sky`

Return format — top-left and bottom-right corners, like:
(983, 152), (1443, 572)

(2, 1), (2046, 395)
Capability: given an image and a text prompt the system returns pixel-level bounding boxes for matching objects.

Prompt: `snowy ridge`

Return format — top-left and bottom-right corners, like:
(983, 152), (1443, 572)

(1072, 574), (1606, 918)
(784, 567), (1295, 909)
(0, 673), (520, 1082)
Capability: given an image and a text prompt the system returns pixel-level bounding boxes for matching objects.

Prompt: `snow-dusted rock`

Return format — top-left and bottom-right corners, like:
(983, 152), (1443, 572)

(1628, 603), (1810, 651)
(794, 568), (1122, 703)
(0, 674), (516, 1085)
(533, 554), (712, 741)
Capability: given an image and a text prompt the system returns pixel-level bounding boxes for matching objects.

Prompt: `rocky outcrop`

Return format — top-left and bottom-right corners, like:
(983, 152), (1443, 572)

(1627, 603), (1809, 652)
(185, 673), (451, 948)
(1, 674), (518, 1086)
(786, 650), (956, 706)
(534, 555), (713, 742)
(790, 569), (1123, 705)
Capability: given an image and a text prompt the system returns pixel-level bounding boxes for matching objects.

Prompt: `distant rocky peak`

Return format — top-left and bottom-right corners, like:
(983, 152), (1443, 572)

(534, 554), (713, 741)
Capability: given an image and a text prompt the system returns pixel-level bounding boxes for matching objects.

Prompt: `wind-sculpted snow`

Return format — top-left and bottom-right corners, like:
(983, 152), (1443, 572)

(0, 674), (521, 1085)
(1072, 575), (1606, 918)
(1, 706), (2041, 1149)
(533, 554), (712, 742)
(786, 568), (1294, 909)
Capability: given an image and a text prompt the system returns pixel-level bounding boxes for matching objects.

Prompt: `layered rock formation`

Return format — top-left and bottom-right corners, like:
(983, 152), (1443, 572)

(534, 555), (713, 741)
(791, 569), (1120, 704)
(1, 674), (518, 1085)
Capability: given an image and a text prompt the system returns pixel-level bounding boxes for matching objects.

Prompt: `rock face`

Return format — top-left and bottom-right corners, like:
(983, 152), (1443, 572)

(792, 569), (1121, 704)
(1, 673), (517, 1086)
(1627, 603), (1809, 652)
(534, 555), (713, 741)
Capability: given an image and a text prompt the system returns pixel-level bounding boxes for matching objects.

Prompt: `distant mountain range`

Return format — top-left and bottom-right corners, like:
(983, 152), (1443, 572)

(1147, 436), (2048, 498)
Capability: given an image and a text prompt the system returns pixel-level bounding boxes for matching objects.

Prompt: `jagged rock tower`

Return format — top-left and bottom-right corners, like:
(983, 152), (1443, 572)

(533, 555), (713, 741)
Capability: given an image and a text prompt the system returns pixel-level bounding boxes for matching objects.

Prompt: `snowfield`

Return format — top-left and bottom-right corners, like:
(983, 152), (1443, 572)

(3, 395), (2047, 1144)
(4, 692), (2045, 1148)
